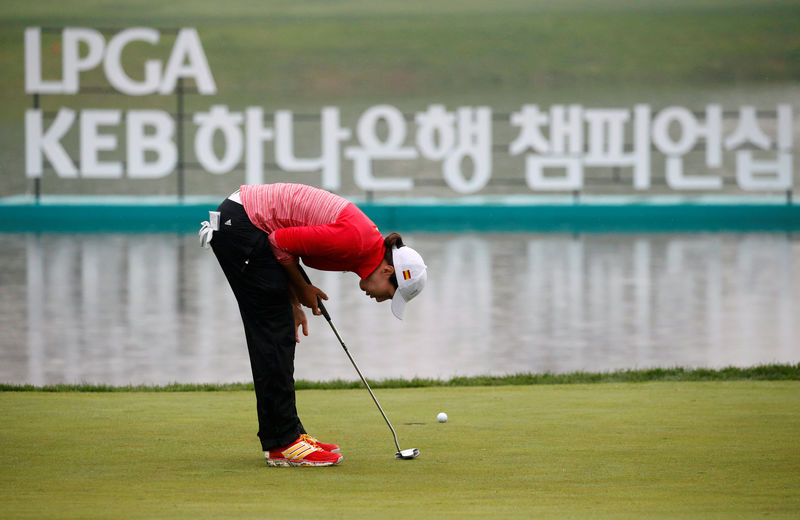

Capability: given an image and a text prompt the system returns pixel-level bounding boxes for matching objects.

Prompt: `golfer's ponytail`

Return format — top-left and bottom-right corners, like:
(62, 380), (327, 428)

(383, 233), (404, 263)
(383, 233), (404, 287)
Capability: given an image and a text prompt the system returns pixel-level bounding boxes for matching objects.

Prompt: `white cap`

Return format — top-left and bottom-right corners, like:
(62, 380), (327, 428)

(391, 245), (427, 320)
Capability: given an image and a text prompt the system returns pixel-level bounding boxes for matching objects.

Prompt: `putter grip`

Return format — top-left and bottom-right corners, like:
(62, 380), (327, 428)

(297, 265), (331, 321)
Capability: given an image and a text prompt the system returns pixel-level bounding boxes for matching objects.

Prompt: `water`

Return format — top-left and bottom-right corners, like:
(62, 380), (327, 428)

(1, 232), (797, 385)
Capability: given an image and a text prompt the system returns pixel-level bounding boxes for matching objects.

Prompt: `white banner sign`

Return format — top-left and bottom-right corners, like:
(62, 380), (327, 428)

(24, 27), (795, 194)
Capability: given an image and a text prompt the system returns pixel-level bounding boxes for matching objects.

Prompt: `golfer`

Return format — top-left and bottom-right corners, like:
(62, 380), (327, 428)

(199, 183), (427, 467)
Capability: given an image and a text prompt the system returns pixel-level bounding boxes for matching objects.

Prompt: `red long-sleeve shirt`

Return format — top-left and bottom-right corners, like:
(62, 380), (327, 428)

(239, 183), (385, 280)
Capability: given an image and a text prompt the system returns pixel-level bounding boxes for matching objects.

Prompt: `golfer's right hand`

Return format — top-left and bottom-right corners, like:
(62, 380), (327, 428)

(293, 305), (309, 342)
(298, 284), (328, 315)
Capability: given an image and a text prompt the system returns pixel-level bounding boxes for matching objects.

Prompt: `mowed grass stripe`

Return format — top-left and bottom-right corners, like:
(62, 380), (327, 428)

(1, 382), (798, 519)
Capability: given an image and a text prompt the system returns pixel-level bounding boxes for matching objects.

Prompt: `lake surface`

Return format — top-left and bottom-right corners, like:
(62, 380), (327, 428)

(1, 232), (797, 385)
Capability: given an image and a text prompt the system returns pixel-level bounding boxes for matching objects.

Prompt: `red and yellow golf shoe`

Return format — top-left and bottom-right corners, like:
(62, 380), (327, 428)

(265, 435), (343, 467)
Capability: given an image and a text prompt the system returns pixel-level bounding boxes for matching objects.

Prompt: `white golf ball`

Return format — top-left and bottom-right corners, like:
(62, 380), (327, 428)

(437, 412), (448, 423)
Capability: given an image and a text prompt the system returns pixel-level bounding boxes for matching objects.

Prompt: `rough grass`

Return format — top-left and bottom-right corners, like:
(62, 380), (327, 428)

(1, 382), (799, 519)
(2, 364), (798, 392)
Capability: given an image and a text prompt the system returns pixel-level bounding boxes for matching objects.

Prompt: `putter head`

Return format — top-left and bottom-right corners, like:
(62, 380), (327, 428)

(395, 448), (420, 460)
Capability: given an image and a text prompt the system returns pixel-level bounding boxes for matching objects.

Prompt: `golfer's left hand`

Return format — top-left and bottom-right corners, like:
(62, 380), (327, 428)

(298, 284), (328, 315)
(293, 304), (308, 343)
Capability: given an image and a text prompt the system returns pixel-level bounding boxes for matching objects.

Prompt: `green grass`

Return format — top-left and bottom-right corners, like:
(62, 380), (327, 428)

(2, 364), (798, 392)
(2, 381), (799, 518)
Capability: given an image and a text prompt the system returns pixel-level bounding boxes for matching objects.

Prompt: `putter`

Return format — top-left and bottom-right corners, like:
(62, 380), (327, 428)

(298, 266), (419, 460)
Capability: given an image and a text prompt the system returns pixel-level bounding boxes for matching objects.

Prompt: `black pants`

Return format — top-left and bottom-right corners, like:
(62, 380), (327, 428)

(210, 198), (305, 451)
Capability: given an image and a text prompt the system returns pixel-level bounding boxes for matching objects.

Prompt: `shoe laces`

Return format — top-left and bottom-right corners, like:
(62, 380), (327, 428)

(299, 434), (321, 449)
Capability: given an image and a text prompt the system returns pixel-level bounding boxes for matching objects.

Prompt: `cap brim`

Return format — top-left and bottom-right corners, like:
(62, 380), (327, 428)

(391, 291), (407, 320)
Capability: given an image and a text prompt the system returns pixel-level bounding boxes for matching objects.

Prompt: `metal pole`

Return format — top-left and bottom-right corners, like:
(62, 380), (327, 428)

(176, 77), (185, 201)
(33, 94), (40, 204)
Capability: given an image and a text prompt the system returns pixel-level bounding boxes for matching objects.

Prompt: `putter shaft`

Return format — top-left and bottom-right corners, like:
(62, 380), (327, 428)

(297, 266), (407, 455)
(323, 315), (403, 454)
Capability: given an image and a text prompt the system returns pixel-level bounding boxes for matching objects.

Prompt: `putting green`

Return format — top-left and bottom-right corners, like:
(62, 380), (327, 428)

(1, 382), (798, 518)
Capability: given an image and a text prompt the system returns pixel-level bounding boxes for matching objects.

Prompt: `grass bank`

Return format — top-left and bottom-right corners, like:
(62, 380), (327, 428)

(1, 382), (798, 518)
(2, 0), (799, 196)
(3, 0), (799, 102)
